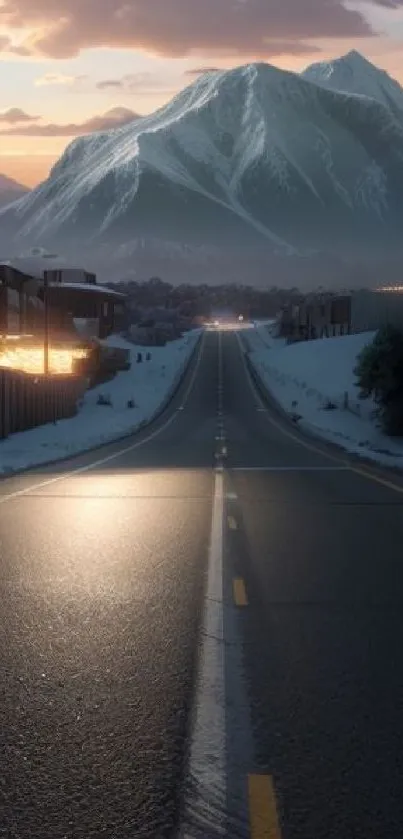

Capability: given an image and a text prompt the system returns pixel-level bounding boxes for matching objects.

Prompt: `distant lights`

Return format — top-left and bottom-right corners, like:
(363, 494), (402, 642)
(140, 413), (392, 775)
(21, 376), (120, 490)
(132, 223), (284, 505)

(376, 285), (403, 293)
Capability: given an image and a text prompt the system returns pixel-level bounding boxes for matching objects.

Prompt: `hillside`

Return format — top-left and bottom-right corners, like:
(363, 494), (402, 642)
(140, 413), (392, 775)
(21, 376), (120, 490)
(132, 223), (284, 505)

(0, 174), (29, 208)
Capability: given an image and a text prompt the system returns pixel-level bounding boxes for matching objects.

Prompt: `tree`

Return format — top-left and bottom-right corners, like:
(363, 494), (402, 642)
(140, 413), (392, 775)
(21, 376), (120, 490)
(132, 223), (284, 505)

(355, 325), (403, 435)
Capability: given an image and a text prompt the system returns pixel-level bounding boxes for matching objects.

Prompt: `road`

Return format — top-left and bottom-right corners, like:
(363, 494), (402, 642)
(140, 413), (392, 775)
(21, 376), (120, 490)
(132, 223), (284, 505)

(1, 328), (403, 838)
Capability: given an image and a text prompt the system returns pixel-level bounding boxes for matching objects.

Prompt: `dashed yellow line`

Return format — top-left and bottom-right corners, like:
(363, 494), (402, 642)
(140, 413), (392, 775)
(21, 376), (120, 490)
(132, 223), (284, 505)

(227, 515), (237, 530)
(233, 577), (248, 606)
(248, 774), (282, 839)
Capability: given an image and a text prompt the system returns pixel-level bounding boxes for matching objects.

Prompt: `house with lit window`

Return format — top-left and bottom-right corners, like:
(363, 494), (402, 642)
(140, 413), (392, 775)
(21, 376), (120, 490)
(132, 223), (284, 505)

(0, 262), (126, 340)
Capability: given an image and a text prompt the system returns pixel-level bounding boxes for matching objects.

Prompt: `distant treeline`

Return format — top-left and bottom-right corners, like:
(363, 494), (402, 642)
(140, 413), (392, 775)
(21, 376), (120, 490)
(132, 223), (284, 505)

(108, 276), (369, 320)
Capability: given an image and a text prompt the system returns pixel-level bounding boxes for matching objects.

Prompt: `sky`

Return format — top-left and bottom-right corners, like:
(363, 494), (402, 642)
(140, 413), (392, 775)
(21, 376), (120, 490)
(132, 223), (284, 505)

(0, 0), (403, 187)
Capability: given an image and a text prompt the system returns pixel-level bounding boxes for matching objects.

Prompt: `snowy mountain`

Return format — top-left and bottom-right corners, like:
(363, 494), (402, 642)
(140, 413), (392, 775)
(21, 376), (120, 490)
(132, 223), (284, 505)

(1, 56), (403, 285)
(0, 174), (29, 208)
(301, 50), (403, 119)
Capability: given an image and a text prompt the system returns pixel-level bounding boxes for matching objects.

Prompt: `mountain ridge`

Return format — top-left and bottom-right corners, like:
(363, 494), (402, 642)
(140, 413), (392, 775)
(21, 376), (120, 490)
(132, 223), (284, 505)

(1, 52), (403, 285)
(0, 173), (29, 208)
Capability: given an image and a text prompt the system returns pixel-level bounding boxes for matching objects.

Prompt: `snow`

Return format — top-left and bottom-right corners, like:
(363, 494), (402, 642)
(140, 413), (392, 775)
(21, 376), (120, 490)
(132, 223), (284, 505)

(2, 54), (402, 256)
(301, 50), (403, 117)
(0, 330), (201, 475)
(49, 282), (125, 297)
(244, 326), (403, 468)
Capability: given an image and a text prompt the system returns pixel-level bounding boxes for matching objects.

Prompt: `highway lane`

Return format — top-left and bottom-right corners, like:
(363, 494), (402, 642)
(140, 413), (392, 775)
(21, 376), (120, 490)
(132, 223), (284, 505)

(0, 331), (219, 839)
(221, 330), (403, 839)
(3, 325), (403, 839)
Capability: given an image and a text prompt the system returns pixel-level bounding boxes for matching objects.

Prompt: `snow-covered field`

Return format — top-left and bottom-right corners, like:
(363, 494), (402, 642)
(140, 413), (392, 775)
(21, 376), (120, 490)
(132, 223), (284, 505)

(0, 330), (201, 475)
(244, 325), (403, 468)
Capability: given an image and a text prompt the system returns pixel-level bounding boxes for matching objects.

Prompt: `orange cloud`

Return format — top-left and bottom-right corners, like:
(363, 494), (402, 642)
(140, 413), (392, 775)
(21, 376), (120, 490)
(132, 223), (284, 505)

(0, 0), (386, 59)
(96, 71), (179, 94)
(0, 108), (39, 123)
(0, 106), (139, 136)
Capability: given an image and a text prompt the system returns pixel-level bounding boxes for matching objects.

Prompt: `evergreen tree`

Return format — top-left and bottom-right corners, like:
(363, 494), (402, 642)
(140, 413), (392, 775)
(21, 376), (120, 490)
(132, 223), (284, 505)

(355, 325), (403, 435)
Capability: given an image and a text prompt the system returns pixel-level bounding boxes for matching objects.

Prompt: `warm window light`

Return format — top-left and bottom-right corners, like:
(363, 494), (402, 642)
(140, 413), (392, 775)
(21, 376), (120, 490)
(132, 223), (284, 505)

(0, 337), (89, 375)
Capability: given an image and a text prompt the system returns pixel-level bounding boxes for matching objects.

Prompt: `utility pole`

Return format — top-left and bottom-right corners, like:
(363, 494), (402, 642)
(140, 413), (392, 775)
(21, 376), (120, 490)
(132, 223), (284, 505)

(43, 270), (49, 375)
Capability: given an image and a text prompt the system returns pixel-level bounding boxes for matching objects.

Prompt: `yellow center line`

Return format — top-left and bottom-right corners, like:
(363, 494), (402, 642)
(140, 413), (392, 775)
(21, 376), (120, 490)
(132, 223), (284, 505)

(227, 515), (237, 530)
(233, 577), (248, 606)
(249, 774), (282, 839)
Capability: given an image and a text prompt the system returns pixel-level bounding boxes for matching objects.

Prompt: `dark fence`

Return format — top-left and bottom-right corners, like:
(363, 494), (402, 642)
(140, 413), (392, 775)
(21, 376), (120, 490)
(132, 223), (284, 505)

(0, 369), (85, 439)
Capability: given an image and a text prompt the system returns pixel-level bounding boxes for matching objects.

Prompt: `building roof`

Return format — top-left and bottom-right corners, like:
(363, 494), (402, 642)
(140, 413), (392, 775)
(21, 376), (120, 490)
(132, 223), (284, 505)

(49, 282), (126, 299)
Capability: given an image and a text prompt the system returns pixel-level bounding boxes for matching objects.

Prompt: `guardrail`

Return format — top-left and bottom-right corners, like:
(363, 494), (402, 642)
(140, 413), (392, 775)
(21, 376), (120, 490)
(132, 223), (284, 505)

(0, 369), (85, 439)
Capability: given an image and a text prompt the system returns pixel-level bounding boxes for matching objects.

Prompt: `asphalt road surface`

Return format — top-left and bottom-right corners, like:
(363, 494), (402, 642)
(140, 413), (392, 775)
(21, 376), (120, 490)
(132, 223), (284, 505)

(2, 329), (403, 838)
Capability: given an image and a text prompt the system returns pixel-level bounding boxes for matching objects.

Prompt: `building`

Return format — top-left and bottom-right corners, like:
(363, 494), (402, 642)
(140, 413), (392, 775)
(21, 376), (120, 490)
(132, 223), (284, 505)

(44, 282), (126, 339)
(0, 263), (127, 341)
(0, 264), (43, 334)
(44, 267), (96, 285)
(278, 294), (351, 342)
(350, 288), (403, 334)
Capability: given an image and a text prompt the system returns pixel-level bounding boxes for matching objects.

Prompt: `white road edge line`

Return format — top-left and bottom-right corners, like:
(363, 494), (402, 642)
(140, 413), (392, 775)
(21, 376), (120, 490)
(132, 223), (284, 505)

(0, 331), (206, 505)
(232, 466), (349, 472)
(182, 469), (226, 837)
(234, 331), (342, 464)
(234, 332), (403, 496)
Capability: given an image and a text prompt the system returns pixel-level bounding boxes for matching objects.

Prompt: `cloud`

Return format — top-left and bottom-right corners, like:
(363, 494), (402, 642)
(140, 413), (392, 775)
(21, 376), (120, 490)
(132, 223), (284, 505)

(97, 79), (123, 90)
(96, 71), (177, 94)
(0, 33), (30, 55)
(0, 0), (393, 60)
(0, 108), (39, 123)
(185, 67), (221, 76)
(0, 106), (140, 136)
(35, 72), (87, 86)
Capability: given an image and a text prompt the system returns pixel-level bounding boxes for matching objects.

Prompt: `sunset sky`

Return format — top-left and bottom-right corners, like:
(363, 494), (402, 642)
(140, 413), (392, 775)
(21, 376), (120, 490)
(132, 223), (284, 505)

(0, 0), (403, 187)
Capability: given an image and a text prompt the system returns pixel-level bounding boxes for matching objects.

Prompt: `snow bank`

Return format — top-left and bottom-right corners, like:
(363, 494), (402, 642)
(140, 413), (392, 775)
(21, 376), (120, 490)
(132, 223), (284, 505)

(0, 330), (201, 475)
(244, 321), (285, 352)
(246, 329), (403, 468)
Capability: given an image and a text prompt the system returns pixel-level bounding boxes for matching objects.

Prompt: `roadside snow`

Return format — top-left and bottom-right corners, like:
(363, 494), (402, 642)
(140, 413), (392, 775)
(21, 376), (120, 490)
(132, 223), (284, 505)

(0, 330), (201, 475)
(245, 328), (403, 468)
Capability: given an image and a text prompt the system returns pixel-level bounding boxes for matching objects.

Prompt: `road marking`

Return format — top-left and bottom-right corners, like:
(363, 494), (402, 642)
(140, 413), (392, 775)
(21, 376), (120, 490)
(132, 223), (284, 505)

(0, 333), (206, 504)
(228, 515), (237, 529)
(249, 774), (282, 839)
(232, 466), (349, 472)
(235, 332), (403, 497)
(350, 464), (403, 496)
(183, 470), (226, 833)
(233, 578), (248, 606)
(235, 332), (342, 465)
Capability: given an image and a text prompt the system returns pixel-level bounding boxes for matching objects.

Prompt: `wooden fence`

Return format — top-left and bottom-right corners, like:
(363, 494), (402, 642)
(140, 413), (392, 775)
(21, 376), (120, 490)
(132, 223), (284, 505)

(0, 369), (85, 439)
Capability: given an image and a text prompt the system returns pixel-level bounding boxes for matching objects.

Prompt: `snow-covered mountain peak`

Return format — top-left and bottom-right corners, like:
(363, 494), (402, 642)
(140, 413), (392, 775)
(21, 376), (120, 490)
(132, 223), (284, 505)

(301, 50), (403, 115)
(1, 51), (403, 282)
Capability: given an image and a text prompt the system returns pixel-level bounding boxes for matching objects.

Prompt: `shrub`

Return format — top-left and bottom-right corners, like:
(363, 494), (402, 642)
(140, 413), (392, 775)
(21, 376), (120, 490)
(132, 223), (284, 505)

(97, 393), (112, 406)
(354, 325), (403, 435)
